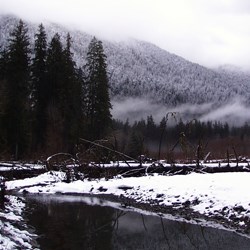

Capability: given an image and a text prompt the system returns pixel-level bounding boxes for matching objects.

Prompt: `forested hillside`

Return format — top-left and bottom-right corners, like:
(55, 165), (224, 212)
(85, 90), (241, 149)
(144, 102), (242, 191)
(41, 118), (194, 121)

(1, 14), (250, 108)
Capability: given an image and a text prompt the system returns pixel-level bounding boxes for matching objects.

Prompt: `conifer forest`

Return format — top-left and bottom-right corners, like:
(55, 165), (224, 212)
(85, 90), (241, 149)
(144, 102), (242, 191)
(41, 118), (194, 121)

(1, 20), (250, 161)
(0, 20), (111, 159)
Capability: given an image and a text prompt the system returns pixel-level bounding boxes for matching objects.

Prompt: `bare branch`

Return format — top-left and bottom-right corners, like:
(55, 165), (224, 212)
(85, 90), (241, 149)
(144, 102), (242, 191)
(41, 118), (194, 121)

(79, 138), (139, 163)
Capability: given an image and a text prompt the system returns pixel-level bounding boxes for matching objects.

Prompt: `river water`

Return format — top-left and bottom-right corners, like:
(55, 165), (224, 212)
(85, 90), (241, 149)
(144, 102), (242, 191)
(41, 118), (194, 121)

(24, 195), (250, 250)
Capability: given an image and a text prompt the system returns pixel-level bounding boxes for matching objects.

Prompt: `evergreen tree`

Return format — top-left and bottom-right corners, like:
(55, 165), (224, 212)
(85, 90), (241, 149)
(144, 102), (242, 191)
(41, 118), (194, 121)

(0, 48), (8, 80)
(46, 33), (65, 104)
(0, 49), (8, 153)
(84, 37), (112, 140)
(146, 115), (156, 138)
(45, 33), (65, 152)
(62, 33), (83, 152)
(126, 130), (144, 158)
(31, 24), (48, 149)
(0, 49), (8, 114)
(45, 33), (84, 152)
(158, 116), (167, 159)
(4, 20), (30, 158)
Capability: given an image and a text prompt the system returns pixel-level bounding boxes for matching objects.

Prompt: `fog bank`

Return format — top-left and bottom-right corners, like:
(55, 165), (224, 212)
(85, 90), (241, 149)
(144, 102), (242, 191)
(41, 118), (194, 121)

(111, 98), (250, 126)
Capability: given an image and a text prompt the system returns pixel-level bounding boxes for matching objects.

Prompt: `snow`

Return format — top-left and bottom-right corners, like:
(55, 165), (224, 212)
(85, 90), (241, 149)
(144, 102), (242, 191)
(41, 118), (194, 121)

(5, 171), (250, 230)
(6, 171), (65, 190)
(0, 196), (38, 250)
(2, 170), (250, 247)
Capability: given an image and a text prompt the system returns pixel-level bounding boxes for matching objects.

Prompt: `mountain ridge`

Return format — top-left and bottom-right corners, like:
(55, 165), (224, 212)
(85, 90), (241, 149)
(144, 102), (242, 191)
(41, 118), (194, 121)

(1, 14), (250, 124)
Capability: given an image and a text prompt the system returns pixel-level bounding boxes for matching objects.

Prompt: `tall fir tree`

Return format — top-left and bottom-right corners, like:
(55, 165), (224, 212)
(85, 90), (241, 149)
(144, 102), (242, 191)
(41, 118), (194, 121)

(4, 20), (30, 159)
(46, 33), (65, 105)
(62, 33), (83, 152)
(45, 33), (84, 152)
(0, 48), (8, 80)
(45, 33), (65, 152)
(0, 49), (8, 154)
(31, 23), (48, 150)
(84, 37), (112, 140)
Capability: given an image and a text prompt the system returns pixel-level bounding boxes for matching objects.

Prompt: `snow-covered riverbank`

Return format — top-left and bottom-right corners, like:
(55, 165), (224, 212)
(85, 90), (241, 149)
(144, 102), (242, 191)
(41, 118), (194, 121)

(0, 196), (38, 250)
(5, 171), (250, 234)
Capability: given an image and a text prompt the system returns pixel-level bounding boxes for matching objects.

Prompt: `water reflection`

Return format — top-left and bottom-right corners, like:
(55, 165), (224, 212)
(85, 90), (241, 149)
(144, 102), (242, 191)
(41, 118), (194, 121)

(25, 195), (250, 250)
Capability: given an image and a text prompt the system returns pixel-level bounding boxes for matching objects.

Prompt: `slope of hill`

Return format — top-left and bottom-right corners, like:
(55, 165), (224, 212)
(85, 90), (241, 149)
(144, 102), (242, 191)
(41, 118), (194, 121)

(1, 14), (250, 123)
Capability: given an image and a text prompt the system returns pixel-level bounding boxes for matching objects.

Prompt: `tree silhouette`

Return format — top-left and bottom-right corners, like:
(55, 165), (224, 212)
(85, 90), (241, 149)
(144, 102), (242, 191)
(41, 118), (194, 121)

(4, 20), (30, 159)
(31, 23), (48, 150)
(84, 37), (112, 140)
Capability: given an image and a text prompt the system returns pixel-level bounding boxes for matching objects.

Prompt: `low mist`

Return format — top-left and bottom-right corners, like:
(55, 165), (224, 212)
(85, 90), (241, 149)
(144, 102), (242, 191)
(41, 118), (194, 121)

(200, 100), (250, 125)
(111, 98), (250, 126)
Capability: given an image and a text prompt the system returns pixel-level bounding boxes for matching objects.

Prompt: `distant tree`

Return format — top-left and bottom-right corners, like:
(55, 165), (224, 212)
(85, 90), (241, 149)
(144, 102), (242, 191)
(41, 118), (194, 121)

(126, 130), (144, 158)
(31, 23), (48, 150)
(158, 116), (167, 159)
(146, 115), (156, 138)
(3, 20), (30, 159)
(84, 37), (112, 140)
(133, 119), (146, 136)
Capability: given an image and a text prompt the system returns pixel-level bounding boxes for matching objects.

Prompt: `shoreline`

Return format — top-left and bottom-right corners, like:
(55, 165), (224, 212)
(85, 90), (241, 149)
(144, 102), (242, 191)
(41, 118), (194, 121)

(2, 190), (249, 250)
(5, 171), (250, 238)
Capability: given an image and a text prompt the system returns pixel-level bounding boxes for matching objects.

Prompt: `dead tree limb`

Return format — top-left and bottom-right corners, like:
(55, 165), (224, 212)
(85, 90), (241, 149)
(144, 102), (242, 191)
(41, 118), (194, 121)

(46, 153), (76, 171)
(79, 138), (139, 165)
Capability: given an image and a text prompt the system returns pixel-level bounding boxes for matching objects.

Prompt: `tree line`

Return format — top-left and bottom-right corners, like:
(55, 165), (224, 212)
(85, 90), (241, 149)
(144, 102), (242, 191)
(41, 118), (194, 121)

(113, 116), (250, 160)
(0, 20), (112, 159)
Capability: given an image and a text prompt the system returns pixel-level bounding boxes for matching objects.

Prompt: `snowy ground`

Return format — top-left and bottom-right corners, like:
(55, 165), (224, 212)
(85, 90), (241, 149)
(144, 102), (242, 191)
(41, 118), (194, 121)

(5, 170), (250, 235)
(0, 196), (39, 250)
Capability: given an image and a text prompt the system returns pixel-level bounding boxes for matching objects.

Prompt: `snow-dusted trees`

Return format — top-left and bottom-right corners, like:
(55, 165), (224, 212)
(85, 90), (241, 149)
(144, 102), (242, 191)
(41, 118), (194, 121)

(84, 37), (112, 140)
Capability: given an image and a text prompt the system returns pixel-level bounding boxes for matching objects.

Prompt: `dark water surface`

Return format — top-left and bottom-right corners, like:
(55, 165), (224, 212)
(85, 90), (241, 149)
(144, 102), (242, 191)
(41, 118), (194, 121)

(24, 195), (250, 250)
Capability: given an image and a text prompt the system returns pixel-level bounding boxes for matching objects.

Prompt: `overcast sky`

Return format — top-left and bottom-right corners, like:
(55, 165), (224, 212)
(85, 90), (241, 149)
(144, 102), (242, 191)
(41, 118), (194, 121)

(1, 0), (250, 70)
